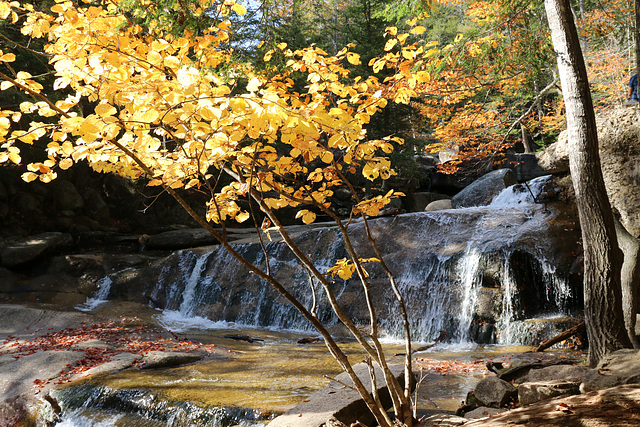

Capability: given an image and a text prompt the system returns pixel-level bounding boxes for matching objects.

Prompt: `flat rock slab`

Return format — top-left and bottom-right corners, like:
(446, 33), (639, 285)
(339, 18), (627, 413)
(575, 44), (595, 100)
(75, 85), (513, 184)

(268, 363), (410, 427)
(464, 384), (640, 426)
(0, 304), (92, 340)
(0, 350), (85, 401)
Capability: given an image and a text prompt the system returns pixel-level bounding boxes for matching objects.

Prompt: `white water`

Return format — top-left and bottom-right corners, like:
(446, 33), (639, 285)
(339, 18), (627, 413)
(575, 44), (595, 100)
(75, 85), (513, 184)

(75, 276), (113, 312)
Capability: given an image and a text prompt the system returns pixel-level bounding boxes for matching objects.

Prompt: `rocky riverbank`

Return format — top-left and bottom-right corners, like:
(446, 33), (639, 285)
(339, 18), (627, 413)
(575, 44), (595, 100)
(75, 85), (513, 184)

(0, 303), (234, 425)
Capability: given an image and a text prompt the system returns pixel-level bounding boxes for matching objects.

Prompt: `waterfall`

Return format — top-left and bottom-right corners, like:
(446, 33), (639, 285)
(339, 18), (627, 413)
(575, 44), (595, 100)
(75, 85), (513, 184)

(103, 175), (579, 345)
(455, 248), (482, 343)
(76, 276), (113, 312)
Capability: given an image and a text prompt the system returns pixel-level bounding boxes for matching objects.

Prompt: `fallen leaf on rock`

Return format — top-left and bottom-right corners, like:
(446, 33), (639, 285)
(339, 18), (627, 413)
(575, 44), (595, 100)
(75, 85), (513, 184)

(555, 402), (573, 414)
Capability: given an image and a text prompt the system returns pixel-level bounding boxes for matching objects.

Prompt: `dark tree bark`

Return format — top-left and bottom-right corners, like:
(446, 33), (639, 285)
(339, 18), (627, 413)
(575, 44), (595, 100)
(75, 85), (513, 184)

(615, 221), (640, 349)
(544, 0), (632, 367)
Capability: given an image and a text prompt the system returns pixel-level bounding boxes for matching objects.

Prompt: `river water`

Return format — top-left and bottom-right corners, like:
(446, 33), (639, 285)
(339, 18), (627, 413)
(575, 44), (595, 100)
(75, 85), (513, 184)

(54, 320), (537, 426)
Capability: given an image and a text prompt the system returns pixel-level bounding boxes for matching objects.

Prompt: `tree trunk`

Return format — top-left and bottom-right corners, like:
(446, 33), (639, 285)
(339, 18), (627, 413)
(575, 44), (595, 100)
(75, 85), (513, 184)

(615, 221), (640, 348)
(544, 0), (632, 367)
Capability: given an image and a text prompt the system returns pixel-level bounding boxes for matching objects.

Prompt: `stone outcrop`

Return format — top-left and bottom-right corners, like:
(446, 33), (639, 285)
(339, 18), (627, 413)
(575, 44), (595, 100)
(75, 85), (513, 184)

(537, 106), (640, 236)
(451, 169), (517, 208)
(463, 384), (640, 427)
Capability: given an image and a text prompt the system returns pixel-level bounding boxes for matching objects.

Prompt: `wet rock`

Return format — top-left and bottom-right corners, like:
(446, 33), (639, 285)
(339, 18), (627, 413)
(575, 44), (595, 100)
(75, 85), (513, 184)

(15, 192), (41, 217)
(581, 349), (640, 393)
(137, 351), (206, 369)
(468, 376), (517, 408)
(0, 232), (72, 267)
(424, 199), (452, 211)
(518, 380), (580, 405)
(268, 363), (412, 427)
(0, 180), (7, 201)
(451, 169), (517, 208)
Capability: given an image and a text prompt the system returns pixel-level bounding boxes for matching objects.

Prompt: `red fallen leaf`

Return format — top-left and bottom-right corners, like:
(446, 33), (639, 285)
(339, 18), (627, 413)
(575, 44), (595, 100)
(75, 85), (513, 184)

(555, 403), (573, 414)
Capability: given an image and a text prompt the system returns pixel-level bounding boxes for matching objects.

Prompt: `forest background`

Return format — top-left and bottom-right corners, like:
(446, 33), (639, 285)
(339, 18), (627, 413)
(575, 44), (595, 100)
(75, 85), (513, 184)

(0, 0), (635, 180)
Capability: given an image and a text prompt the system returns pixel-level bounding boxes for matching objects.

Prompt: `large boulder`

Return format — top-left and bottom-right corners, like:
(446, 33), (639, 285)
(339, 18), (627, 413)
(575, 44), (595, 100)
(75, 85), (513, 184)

(268, 363), (412, 427)
(451, 169), (517, 208)
(537, 107), (640, 236)
(467, 376), (517, 408)
(518, 379), (581, 405)
(0, 232), (72, 268)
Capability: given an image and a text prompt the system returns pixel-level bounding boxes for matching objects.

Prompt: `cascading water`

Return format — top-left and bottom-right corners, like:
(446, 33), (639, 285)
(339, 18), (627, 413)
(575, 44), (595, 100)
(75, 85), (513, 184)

(76, 276), (113, 312)
(89, 175), (580, 345)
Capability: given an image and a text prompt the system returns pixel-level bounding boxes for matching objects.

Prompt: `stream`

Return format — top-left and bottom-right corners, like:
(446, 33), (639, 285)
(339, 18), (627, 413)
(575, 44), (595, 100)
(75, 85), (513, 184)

(53, 319), (534, 426)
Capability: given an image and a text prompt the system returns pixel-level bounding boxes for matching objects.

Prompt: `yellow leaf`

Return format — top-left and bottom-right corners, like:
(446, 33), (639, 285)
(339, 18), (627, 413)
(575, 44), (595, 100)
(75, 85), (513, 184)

(347, 52), (361, 65)
(384, 39), (397, 51)
(320, 151), (334, 164)
(21, 172), (38, 183)
(277, 42), (287, 50)
(295, 209), (316, 225)
(142, 109), (160, 123)
(236, 211), (250, 223)
(8, 151), (20, 164)
(0, 53), (15, 62)
(59, 158), (73, 170)
(246, 77), (261, 92)
(0, 81), (13, 90)
(185, 178), (200, 189)
(410, 26), (426, 35)
(231, 3), (247, 15)
(95, 103), (116, 117)
(148, 178), (163, 186)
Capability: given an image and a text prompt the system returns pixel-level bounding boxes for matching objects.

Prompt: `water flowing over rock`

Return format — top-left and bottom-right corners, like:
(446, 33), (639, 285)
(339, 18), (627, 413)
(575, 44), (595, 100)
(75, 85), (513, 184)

(103, 176), (581, 345)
